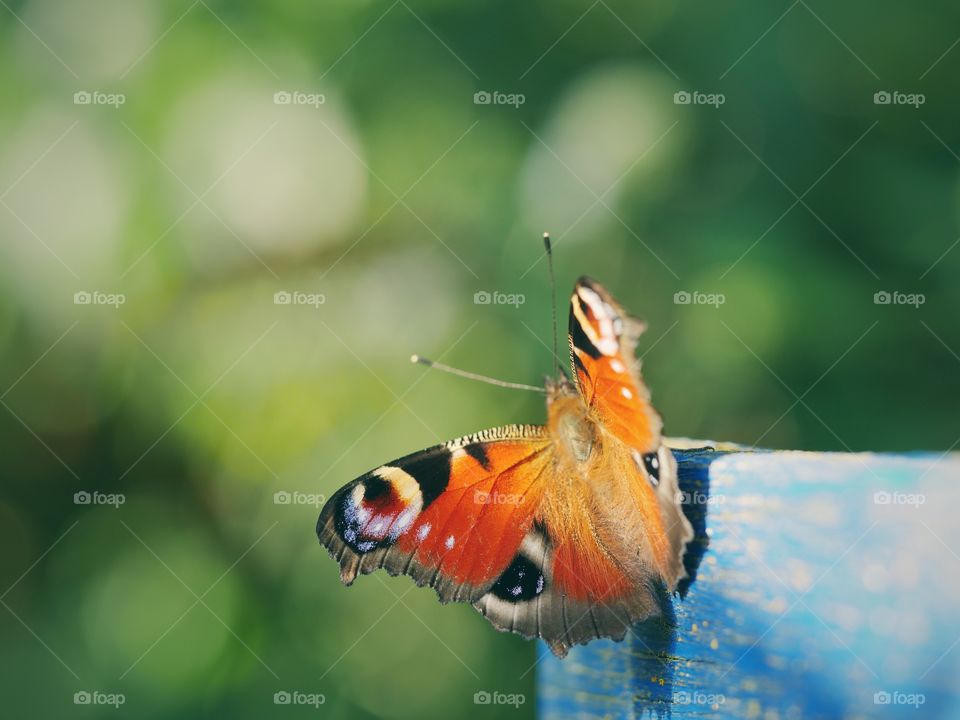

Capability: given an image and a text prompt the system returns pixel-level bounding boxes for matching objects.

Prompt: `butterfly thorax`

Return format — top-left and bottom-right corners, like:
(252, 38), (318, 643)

(544, 376), (682, 589)
(546, 383), (595, 464)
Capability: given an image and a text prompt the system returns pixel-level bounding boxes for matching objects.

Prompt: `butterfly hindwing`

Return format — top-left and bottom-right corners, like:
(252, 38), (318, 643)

(317, 425), (552, 604)
(473, 426), (689, 657)
(473, 523), (662, 658)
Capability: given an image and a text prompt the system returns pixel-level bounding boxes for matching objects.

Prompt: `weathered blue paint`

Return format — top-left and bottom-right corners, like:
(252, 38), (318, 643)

(538, 448), (960, 719)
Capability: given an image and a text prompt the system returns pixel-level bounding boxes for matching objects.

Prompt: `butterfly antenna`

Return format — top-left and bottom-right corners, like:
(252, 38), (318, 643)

(543, 232), (566, 378)
(411, 355), (546, 393)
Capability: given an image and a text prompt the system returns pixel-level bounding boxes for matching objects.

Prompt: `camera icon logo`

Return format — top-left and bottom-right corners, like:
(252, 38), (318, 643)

(274, 691), (291, 705)
(474, 691), (492, 704)
(673, 291), (691, 305)
(874, 291), (891, 305)
(673, 91), (691, 105)
(474, 290), (492, 304)
(873, 91), (891, 105)
(273, 91), (292, 105)
(274, 491), (291, 505)
(274, 291), (292, 305)
(473, 91), (492, 105)
(74, 491), (91, 505)
(74, 691), (92, 704)
(73, 91), (92, 105)
(873, 491), (892, 505)
(874, 691), (891, 705)
(74, 291), (92, 305)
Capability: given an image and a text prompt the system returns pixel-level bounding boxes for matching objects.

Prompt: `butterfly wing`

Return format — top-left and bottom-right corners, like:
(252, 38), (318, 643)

(568, 275), (662, 455)
(565, 276), (693, 590)
(317, 425), (553, 604)
(473, 518), (664, 658)
(318, 421), (670, 657)
(473, 430), (690, 657)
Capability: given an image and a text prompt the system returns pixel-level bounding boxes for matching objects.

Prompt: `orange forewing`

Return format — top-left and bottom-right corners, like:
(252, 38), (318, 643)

(396, 441), (551, 586)
(317, 427), (555, 602)
(570, 277), (663, 454)
(573, 351), (660, 454)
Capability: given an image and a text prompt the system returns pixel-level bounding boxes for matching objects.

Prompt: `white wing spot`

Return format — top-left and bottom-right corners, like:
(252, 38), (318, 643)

(416, 522), (431, 542)
(621, 386), (633, 400)
(574, 286), (620, 356)
(610, 359), (625, 373)
(445, 535), (455, 550)
(390, 506), (418, 540)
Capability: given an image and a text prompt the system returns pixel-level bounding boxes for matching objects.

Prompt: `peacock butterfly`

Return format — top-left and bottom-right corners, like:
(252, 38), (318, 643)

(317, 252), (692, 657)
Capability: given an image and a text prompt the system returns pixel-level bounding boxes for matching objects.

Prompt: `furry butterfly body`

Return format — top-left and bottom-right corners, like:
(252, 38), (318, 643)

(317, 276), (692, 657)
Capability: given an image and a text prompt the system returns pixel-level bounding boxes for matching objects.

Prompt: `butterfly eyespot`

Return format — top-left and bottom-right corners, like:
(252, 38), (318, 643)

(491, 554), (546, 602)
(642, 452), (660, 485)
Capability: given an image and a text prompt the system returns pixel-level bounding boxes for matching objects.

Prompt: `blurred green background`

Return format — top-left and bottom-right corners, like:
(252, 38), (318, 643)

(1, 0), (958, 717)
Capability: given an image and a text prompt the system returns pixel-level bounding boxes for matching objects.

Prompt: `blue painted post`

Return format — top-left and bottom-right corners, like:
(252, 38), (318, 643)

(538, 447), (960, 719)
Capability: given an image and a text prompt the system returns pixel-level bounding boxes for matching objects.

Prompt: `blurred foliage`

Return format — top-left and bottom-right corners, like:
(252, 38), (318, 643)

(1, 0), (959, 717)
